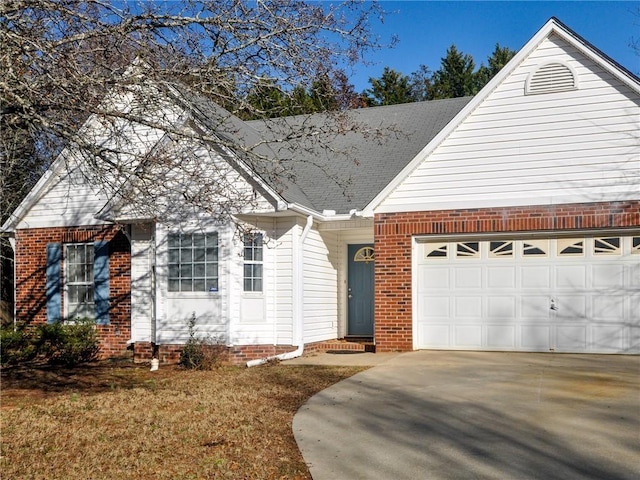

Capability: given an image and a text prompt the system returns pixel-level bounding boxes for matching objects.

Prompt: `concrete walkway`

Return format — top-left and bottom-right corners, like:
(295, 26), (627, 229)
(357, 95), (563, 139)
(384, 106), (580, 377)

(291, 351), (640, 480)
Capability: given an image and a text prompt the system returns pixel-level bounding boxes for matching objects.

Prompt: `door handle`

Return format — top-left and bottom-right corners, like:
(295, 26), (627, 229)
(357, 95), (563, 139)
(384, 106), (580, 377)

(348, 294), (353, 299)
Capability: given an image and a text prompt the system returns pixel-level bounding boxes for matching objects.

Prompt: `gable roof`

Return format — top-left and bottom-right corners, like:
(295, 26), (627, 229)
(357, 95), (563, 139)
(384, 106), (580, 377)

(5, 17), (634, 232)
(248, 97), (471, 214)
(361, 17), (640, 216)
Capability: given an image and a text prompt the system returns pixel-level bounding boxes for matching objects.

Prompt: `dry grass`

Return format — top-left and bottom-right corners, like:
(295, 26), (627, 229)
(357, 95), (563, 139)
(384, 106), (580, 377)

(1, 361), (364, 479)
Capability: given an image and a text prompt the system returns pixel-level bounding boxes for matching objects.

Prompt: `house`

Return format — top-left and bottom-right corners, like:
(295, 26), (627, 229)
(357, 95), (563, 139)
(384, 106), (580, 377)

(3, 18), (639, 364)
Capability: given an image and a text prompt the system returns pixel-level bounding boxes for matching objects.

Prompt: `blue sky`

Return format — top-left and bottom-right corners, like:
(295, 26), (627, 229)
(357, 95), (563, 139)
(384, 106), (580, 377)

(347, 1), (639, 91)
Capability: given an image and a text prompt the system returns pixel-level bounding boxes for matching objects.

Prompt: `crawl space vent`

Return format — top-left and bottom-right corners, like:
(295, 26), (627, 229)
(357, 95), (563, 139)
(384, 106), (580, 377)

(526, 63), (576, 95)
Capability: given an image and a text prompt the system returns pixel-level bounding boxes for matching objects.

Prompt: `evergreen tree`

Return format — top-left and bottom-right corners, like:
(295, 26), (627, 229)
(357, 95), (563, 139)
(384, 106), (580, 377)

(364, 67), (413, 106)
(427, 45), (477, 99)
(476, 43), (517, 89)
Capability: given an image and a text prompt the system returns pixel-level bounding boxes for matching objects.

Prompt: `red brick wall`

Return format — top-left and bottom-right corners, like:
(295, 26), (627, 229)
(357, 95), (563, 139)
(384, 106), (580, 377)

(374, 201), (640, 352)
(133, 340), (329, 366)
(15, 225), (131, 359)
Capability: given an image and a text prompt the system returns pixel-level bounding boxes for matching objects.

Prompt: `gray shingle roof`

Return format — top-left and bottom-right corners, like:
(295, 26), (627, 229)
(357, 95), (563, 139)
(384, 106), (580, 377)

(248, 97), (472, 213)
(173, 85), (471, 215)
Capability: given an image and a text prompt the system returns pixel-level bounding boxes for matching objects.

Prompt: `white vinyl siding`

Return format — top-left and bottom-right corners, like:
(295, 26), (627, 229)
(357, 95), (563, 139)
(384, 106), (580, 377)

(378, 35), (639, 213)
(19, 169), (110, 229)
(130, 223), (154, 342)
(303, 228), (339, 343)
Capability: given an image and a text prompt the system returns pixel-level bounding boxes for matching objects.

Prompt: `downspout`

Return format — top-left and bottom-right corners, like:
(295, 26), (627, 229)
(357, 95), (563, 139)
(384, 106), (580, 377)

(150, 227), (159, 371)
(8, 236), (16, 332)
(247, 215), (313, 367)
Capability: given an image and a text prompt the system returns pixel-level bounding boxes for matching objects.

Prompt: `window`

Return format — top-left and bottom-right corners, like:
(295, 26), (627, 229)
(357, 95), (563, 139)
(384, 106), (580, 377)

(65, 244), (94, 319)
(489, 241), (513, 258)
(168, 233), (218, 292)
(353, 246), (375, 263)
(594, 237), (620, 256)
(425, 243), (448, 258)
(456, 242), (480, 258)
(558, 239), (584, 256)
(522, 240), (548, 257)
(243, 233), (263, 292)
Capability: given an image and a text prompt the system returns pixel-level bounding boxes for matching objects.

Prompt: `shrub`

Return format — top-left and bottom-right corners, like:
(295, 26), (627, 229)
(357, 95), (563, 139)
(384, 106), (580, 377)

(179, 314), (225, 370)
(35, 319), (100, 366)
(1, 327), (37, 366)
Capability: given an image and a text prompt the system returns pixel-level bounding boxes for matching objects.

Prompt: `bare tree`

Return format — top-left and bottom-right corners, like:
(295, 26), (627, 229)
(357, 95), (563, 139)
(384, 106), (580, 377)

(0, 0), (386, 318)
(1, 0), (385, 217)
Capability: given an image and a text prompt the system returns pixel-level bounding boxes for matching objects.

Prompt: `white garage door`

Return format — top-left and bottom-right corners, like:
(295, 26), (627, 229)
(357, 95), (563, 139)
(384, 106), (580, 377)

(415, 235), (640, 353)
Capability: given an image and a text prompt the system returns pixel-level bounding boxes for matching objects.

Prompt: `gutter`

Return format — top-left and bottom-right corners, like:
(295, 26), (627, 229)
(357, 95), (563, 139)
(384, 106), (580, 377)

(247, 214), (313, 367)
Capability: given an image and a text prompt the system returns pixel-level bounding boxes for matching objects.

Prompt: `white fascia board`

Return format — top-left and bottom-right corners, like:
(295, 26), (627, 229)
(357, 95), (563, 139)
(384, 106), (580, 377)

(552, 20), (640, 94)
(286, 203), (354, 222)
(361, 18), (640, 218)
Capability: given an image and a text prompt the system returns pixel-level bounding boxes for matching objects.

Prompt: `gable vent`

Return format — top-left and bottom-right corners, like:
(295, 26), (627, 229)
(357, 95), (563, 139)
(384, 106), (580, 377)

(526, 62), (577, 95)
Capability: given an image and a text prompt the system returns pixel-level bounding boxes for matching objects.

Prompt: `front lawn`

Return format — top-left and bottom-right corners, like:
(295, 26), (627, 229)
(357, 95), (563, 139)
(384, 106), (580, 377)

(1, 361), (363, 479)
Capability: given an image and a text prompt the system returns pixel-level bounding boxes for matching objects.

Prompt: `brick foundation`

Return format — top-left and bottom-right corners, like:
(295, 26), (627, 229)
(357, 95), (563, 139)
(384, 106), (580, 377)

(374, 201), (640, 352)
(133, 339), (334, 366)
(14, 225), (131, 359)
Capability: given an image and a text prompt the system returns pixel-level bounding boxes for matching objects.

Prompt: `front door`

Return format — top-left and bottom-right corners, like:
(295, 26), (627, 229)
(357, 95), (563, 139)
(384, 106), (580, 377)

(347, 244), (374, 336)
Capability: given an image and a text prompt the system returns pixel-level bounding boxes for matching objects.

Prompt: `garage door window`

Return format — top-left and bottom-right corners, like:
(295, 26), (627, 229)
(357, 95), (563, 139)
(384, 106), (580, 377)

(558, 239), (584, 256)
(456, 242), (479, 258)
(523, 240), (548, 257)
(633, 237), (640, 254)
(426, 244), (448, 258)
(489, 241), (513, 258)
(594, 237), (620, 255)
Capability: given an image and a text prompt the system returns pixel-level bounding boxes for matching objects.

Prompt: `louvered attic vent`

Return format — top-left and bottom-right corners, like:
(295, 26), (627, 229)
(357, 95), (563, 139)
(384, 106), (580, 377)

(526, 62), (577, 95)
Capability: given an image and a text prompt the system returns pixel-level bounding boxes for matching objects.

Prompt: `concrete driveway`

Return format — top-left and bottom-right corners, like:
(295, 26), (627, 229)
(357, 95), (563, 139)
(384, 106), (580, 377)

(292, 351), (640, 479)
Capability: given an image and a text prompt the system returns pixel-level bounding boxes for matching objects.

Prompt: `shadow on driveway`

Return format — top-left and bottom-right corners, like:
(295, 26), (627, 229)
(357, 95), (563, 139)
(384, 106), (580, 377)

(293, 351), (640, 479)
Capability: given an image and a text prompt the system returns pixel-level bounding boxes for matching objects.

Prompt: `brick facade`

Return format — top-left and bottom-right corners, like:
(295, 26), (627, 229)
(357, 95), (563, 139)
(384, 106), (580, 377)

(133, 340), (330, 366)
(374, 201), (640, 352)
(15, 225), (131, 359)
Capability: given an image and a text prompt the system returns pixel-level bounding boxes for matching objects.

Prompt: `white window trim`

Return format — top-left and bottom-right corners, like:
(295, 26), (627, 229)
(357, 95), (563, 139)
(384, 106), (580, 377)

(167, 231), (219, 293)
(63, 242), (95, 320)
(243, 232), (264, 293)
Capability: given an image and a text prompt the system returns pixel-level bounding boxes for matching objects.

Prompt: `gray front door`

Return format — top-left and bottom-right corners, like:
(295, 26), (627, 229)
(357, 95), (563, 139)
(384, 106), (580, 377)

(347, 244), (374, 336)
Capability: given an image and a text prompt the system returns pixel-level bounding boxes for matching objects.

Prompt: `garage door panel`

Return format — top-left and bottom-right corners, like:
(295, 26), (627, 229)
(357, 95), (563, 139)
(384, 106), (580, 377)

(487, 266), (516, 288)
(591, 326), (625, 352)
(454, 267), (482, 288)
(592, 264), (624, 287)
(521, 296), (550, 318)
(418, 324), (450, 348)
(416, 236), (639, 354)
(418, 265), (450, 290)
(556, 265), (587, 288)
(592, 295), (625, 320)
(487, 325), (516, 348)
(520, 326), (551, 350)
(555, 296), (587, 319)
(487, 296), (517, 318)
(454, 296), (482, 317)
(629, 327), (640, 352)
(555, 325), (588, 351)
(629, 264), (640, 287)
(454, 325), (482, 347)
(419, 296), (450, 319)
(521, 266), (551, 288)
